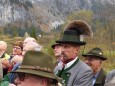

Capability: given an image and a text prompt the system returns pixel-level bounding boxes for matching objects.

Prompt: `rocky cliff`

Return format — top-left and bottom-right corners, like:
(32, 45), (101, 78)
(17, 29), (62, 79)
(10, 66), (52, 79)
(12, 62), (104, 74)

(0, 0), (115, 32)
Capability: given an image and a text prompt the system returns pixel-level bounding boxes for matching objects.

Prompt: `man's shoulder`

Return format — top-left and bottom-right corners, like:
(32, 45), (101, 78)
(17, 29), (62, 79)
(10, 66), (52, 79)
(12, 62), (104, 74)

(69, 59), (92, 74)
(95, 68), (106, 84)
(105, 76), (115, 86)
(99, 68), (107, 76)
(107, 69), (115, 78)
(109, 69), (115, 74)
(105, 69), (115, 84)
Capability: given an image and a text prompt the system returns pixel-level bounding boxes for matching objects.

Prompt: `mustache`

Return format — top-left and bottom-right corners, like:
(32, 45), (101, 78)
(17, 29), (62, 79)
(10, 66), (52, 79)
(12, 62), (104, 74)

(61, 52), (65, 56)
(61, 52), (67, 59)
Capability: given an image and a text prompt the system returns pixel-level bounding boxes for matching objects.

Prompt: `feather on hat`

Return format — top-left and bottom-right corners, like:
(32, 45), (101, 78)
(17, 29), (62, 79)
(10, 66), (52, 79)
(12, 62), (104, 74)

(65, 20), (93, 37)
(56, 20), (93, 45)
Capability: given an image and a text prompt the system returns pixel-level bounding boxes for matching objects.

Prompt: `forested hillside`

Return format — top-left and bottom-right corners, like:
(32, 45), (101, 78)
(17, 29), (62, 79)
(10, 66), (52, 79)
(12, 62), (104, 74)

(0, 0), (115, 71)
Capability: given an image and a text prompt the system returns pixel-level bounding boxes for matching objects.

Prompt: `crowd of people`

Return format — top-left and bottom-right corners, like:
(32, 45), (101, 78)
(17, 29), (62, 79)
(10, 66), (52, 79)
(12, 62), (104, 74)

(0, 20), (115, 86)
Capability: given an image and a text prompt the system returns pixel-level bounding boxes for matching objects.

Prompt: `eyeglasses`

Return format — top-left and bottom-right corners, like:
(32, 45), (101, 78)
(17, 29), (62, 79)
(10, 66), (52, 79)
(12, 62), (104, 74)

(16, 73), (58, 85)
(13, 46), (21, 50)
(16, 73), (25, 81)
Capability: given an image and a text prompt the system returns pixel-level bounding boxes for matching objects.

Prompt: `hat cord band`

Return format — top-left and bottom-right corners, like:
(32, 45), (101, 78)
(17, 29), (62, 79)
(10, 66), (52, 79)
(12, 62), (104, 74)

(19, 65), (53, 73)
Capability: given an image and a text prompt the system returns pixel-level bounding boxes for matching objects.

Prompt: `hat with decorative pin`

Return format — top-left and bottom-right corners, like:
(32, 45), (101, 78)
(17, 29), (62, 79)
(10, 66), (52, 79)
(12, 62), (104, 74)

(56, 20), (93, 46)
(82, 47), (107, 60)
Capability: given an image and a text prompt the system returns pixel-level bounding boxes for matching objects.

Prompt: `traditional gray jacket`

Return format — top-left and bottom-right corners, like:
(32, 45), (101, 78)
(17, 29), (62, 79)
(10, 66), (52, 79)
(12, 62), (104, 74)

(104, 69), (115, 86)
(57, 59), (93, 86)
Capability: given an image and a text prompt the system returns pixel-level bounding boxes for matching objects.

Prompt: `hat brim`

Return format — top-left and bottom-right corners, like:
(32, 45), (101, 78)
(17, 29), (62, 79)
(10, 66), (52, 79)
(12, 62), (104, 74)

(82, 54), (107, 60)
(12, 68), (59, 81)
(51, 43), (61, 49)
(56, 40), (86, 46)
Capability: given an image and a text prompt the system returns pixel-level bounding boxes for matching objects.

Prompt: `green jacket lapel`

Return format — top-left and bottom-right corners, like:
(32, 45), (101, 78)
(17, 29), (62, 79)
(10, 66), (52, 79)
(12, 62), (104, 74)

(94, 69), (106, 86)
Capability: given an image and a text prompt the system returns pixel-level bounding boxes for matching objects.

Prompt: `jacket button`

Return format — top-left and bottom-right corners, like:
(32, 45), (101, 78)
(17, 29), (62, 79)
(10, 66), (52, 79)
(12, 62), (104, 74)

(62, 80), (65, 83)
(67, 74), (70, 76)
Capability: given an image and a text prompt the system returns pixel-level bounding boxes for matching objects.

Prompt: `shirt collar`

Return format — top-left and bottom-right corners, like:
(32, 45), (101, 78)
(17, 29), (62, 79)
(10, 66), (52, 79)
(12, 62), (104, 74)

(94, 70), (100, 79)
(64, 57), (78, 69)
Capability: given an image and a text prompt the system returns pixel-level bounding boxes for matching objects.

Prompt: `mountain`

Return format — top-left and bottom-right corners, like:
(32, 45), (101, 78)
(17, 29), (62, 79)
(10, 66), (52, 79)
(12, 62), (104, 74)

(0, 0), (115, 33)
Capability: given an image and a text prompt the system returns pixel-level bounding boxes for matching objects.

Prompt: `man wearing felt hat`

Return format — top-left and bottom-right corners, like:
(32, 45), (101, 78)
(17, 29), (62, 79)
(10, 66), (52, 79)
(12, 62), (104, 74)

(13, 51), (61, 86)
(82, 47), (107, 86)
(51, 43), (63, 74)
(56, 20), (93, 86)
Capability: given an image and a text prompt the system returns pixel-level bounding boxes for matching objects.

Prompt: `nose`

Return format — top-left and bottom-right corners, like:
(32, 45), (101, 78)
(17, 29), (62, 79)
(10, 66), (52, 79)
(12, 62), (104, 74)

(54, 48), (57, 51)
(61, 48), (65, 55)
(61, 46), (65, 52)
(14, 77), (21, 85)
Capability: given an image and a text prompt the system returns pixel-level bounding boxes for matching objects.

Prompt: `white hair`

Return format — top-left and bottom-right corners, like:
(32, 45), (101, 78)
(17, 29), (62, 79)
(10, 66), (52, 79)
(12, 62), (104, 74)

(24, 42), (42, 51)
(23, 37), (37, 47)
(0, 41), (7, 50)
(24, 37), (37, 43)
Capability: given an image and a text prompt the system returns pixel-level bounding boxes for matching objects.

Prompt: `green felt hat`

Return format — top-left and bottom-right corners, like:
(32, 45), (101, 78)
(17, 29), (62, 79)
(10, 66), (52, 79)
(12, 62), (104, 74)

(51, 43), (61, 49)
(56, 20), (93, 46)
(14, 51), (59, 81)
(82, 47), (107, 60)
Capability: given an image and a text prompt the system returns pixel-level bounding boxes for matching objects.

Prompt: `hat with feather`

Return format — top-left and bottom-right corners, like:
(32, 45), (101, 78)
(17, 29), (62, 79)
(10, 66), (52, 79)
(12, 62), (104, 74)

(56, 20), (93, 45)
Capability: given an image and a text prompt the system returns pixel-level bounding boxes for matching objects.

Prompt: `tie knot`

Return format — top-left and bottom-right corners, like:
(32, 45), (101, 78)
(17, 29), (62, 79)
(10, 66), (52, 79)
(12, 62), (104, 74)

(93, 76), (95, 78)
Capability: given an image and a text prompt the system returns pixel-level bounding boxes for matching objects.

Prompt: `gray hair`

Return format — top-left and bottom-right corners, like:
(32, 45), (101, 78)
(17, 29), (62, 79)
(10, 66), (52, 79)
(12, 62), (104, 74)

(0, 41), (7, 50)
(24, 42), (42, 51)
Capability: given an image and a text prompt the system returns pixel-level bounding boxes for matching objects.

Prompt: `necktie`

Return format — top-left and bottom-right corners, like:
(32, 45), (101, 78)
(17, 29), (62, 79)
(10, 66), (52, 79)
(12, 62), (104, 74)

(93, 76), (96, 85)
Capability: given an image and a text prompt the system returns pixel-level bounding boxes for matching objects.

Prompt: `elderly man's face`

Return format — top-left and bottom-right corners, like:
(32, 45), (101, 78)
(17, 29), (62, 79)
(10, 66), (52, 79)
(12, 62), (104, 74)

(84, 56), (102, 74)
(22, 46), (32, 56)
(61, 43), (80, 60)
(54, 45), (62, 58)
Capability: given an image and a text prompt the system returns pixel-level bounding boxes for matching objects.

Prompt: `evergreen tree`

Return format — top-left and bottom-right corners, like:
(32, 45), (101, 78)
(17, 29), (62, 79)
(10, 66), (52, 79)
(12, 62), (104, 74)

(30, 27), (37, 40)
(0, 30), (2, 39)
(12, 27), (18, 37)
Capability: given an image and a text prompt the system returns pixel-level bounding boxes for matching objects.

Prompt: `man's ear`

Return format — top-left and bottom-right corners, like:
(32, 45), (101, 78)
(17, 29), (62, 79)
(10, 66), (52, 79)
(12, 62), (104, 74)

(76, 46), (80, 52)
(99, 60), (103, 64)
